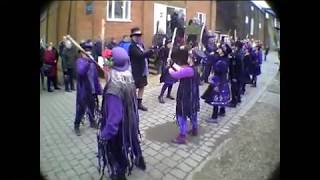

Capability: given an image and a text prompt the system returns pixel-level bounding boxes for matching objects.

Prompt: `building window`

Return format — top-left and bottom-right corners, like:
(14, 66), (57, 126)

(86, 2), (93, 15)
(259, 23), (262, 29)
(265, 13), (269, 19)
(251, 6), (254, 11)
(250, 18), (254, 35)
(107, 1), (131, 22)
(197, 12), (206, 25)
(245, 16), (249, 24)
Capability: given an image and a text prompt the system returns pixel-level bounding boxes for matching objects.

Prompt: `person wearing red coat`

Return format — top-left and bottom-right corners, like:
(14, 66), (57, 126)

(43, 43), (60, 92)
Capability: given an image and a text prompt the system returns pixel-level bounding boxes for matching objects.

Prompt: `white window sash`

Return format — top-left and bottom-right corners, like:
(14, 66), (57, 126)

(197, 12), (206, 24)
(107, 0), (131, 22)
(250, 18), (254, 35)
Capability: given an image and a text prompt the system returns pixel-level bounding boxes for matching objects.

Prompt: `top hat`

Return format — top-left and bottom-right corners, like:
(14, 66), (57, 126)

(130, 27), (143, 37)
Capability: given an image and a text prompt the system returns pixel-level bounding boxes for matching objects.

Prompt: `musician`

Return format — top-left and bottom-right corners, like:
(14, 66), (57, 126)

(74, 41), (99, 136)
(98, 47), (146, 180)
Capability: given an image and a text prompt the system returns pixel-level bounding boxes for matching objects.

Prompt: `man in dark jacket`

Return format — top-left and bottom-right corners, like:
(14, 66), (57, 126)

(62, 40), (78, 92)
(128, 27), (154, 111)
(228, 41), (244, 107)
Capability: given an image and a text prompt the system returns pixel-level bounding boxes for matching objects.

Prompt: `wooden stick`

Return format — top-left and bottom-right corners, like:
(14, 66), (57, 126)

(66, 35), (104, 71)
(101, 19), (105, 53)
(199, 19), (206, 51)
(167, 27), (177, 65)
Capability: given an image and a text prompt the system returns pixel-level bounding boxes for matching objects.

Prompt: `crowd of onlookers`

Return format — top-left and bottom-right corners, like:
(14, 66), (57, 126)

(40, 36), (131, 92)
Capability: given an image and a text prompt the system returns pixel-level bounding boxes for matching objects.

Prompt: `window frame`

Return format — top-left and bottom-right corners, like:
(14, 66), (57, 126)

(250, 18), (254, 35)
(196, 12), (206, 25)
(106, 0), (132, 22)
(245, 16), (249, 24)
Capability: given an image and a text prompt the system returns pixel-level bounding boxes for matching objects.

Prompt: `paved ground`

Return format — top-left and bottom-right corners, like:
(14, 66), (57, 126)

(191, 72), (280, 180)
(40, 52), (280, 180)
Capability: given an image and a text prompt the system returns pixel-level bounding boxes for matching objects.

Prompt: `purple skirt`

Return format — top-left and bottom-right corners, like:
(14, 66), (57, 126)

(201, 77), (231, 106)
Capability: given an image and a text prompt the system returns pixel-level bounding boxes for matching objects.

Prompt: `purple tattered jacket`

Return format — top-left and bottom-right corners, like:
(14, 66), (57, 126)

(97, 78), (143, 176)
(169, 66), (200, 118)
(76, 58), (93, 106)
(88, 62), (102, 95)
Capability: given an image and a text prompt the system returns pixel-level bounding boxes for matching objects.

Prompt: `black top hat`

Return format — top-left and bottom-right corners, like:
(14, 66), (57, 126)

(165, 39), (172, 46)
(130, 27), (143, 37)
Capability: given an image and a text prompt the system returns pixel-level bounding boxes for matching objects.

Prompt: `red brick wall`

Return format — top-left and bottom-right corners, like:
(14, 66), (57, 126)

(75, 1), (94, 41)
(52, 1), (217, 47)
(142, 1), (154, 48)
(100, 1), (144, 43)
(186, 1), (215, 31)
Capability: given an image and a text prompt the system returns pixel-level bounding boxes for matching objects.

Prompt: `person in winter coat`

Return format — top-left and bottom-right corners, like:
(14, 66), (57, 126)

(43, 42), (60, 92)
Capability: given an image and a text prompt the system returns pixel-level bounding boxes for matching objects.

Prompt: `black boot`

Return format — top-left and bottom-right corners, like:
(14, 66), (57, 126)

(166, 95), (175, 100)
(166, 85), (174, 100)
(219, 107), (226, 116)
(137, 99), (148, 111)
(228, 99), (237, 107)
(90, 121), (98, 129)
(206, 106), (218, 123)
(110, 173), (127, 180)
(74, 124), (81, 136)
(158, 96), (165, 104)
(135, 156), (146, 171)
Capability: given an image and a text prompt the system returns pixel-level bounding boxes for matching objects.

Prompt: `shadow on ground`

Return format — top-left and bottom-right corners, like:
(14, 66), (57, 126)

(145, 121), (209, 145)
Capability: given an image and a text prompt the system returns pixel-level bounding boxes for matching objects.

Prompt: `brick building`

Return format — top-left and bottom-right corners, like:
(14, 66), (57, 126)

(40, 0), (217, 49)
(215, 1), (280, 50)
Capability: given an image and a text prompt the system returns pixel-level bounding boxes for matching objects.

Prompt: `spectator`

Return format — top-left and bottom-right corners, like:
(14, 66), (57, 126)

(40, 39), (45, 90)
(118, 35), (131, 53)
(62, 40), (78, 92)
(106, 37), (118, 49)
(43, 42), (60, 92)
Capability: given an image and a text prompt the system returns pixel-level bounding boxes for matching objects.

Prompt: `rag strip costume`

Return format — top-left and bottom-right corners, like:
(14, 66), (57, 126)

(97, 47), (145, 180)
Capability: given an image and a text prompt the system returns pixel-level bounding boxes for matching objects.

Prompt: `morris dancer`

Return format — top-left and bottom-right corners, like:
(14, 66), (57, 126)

(201, 47), (231, 123)
(158, 39), (177, 103)
(97, 47), (146, 180)
(74, 41), (98, 136)
(169, 47), (200, 144)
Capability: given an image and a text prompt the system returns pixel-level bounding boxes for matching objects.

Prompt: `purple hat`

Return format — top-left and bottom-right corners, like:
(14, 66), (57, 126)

(80, 40), (93, 51)
(111, 47), (130, 72)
